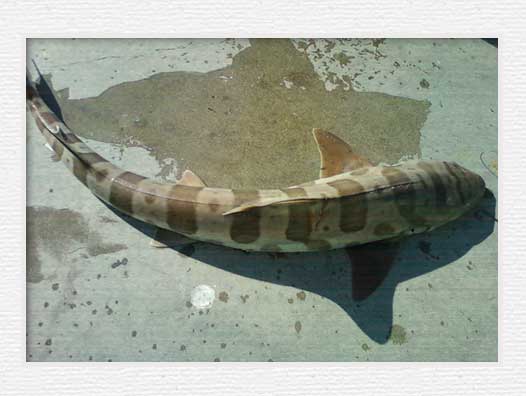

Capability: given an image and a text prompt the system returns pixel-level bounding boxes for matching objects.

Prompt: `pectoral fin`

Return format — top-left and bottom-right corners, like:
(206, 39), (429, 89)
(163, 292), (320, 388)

(178, 169), (207, 187)
(312, 128), (372, 178)
(150, 227), (196, 248)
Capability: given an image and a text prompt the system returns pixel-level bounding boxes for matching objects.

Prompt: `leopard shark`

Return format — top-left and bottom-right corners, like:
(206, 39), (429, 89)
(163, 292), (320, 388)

(26, 74), (486, 254)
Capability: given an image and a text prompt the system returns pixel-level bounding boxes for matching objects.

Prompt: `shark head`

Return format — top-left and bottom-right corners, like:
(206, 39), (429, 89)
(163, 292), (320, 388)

(412, 161), (486, 232)
(451, 162), (486, 209)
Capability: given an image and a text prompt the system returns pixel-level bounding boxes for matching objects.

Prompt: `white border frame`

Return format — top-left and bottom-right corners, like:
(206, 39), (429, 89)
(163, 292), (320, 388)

(2, 0), (521, 394)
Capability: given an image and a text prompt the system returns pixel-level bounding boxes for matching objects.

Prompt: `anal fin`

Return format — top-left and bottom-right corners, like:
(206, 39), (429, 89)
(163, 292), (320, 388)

(150, 227), (196, 248)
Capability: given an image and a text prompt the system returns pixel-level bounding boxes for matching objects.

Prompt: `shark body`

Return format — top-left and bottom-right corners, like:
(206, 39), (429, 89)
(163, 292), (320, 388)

(27, 76), (486, 253)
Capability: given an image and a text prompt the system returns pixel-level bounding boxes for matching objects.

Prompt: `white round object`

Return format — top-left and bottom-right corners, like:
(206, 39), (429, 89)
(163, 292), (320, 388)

(190, 285), (216, 309)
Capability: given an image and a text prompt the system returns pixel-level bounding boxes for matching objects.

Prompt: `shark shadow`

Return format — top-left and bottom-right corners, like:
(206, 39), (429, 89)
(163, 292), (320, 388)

(105, 189), (496, 344)
(28, 61), (65, 122)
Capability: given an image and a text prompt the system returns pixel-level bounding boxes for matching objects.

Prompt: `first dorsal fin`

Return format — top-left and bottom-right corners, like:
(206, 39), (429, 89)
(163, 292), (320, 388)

(312, 128), (372, 178)
(178, 169), (207, 187)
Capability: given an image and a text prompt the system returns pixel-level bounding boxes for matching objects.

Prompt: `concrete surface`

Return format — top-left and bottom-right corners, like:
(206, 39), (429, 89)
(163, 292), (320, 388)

(26, 38), (497, 361)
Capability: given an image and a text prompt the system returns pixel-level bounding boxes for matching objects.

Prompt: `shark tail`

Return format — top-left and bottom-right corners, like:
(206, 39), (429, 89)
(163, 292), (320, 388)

(26, 68), (126, 191)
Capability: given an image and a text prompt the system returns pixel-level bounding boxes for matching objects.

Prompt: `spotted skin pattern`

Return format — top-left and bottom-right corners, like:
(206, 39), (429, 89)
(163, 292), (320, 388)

(27, 77), (486, 252)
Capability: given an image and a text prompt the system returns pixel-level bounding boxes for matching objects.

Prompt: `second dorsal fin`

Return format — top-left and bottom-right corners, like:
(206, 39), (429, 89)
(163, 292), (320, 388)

(178, 169), (207, 187)
(312, 128), (372, 178)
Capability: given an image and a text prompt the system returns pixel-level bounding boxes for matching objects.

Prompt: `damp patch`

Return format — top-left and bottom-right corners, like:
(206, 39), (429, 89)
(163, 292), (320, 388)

(52, 39), (429, 189)
(27, 206), (127, 283)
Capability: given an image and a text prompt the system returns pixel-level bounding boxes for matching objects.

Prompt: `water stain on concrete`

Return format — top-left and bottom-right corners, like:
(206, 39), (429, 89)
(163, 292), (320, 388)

(218, 291), (229, 303)
(54, 39), (429, 189)
(240, 294), (250, 303)
(296, 291), (306, 301)
(371, 38), (386, 48)
(294, 320), (302, 334)
(27, 206), (127, 283)
(334, 51), (352, 66)
(389, 324), (408, 345)
(491, 160), (498, 173)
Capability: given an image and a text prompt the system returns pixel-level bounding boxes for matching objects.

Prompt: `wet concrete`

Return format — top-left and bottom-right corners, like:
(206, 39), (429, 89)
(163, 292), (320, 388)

(27, 206), (127, 283)
(53, 39), (428, 188)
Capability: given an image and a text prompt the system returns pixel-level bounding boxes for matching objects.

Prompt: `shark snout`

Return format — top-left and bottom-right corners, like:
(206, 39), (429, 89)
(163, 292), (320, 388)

(453, 163), (486, 208)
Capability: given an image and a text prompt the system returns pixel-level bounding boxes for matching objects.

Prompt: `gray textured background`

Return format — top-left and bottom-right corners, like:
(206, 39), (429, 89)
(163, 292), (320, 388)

(1, 0), (523, 394)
